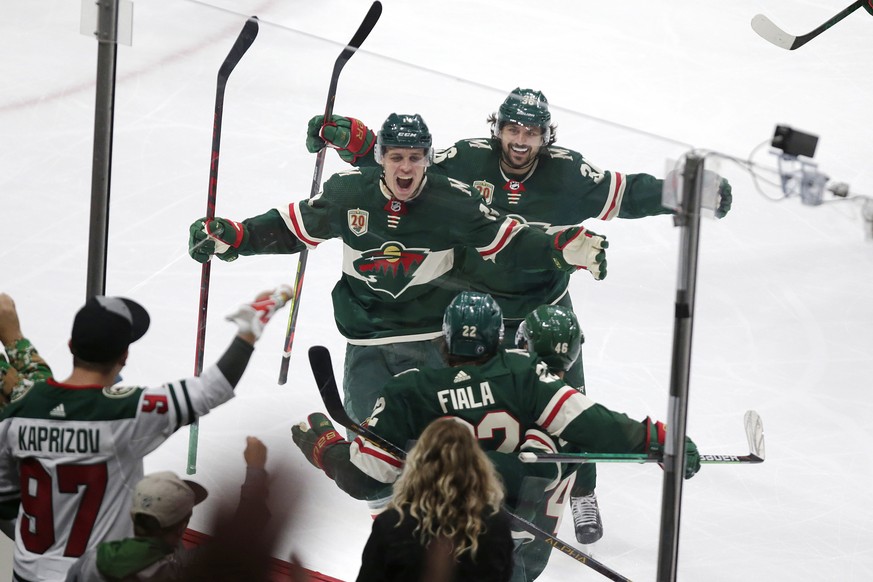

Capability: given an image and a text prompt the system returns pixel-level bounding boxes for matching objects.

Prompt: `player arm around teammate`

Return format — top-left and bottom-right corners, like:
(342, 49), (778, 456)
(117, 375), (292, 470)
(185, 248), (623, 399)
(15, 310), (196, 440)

(188, 115), (609, 281)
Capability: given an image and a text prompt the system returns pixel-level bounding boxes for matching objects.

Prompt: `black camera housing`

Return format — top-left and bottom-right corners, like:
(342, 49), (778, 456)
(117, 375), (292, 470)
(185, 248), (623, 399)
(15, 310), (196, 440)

(772, 125), (819, 158)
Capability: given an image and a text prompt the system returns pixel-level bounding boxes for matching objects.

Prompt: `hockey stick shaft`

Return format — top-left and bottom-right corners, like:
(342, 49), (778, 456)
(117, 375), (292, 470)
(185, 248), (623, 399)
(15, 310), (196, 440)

(752, 0), (864, 50)
(277, 1), (383, 385)
(308, 345), (632, 582)
(188, 17), (259, 475)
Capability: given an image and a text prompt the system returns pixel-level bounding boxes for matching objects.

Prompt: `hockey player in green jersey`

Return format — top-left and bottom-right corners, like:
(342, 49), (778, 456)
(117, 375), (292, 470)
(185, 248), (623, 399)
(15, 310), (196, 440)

(291, 291), (700, 580)
(507, 304), (594, 577)
(0, 287), (291, 582)
(188, 112), (608, 440)
(305, 88), (732, 542)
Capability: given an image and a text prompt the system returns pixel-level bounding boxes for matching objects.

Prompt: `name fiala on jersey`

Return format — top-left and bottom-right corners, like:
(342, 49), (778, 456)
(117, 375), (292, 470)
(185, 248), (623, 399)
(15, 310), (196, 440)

(18, 425), (101, 454)
(437, 381), (495, 413)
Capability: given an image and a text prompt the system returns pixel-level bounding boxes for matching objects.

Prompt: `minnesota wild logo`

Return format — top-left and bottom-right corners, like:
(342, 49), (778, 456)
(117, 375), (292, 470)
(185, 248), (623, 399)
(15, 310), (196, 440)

(353, 242), (427, 298)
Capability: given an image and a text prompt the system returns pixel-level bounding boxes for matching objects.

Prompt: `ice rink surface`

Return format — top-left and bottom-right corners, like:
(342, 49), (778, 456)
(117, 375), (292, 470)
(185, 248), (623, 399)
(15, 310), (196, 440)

(2, 0), (872, 580)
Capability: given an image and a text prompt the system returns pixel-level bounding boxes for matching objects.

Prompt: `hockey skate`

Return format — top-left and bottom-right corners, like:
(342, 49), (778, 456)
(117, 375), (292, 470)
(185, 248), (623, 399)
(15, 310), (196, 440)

(571, 492), (603, 544)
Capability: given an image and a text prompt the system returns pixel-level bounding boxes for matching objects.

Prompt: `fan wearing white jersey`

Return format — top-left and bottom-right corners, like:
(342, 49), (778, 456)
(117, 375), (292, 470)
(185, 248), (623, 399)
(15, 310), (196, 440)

(0, 286), (290, 582)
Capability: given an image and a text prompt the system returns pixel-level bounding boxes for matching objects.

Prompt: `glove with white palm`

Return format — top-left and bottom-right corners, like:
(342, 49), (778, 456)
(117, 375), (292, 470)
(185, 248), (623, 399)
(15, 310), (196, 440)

(552, 226), (608, 280)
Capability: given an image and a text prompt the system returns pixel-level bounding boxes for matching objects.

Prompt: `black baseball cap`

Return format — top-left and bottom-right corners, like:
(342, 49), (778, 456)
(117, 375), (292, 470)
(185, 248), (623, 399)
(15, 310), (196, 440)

(70, 296), (150, 363)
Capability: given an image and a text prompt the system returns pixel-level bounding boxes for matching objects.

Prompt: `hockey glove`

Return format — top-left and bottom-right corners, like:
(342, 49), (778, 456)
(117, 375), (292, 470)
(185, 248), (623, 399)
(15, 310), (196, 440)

(225, 285), (293, 340)
(292, 413), (349, 472)
(306, 114), (375, 163)
(552, 226), (608, 280)
(715, 178), (732, 219)
(188, 217), (248, 263)
(644, 417), (700, 479)
(864, 0), (873, 16)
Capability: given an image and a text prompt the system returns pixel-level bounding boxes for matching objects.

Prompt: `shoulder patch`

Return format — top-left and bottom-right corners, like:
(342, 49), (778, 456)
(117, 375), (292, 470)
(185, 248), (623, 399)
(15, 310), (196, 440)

(335, 167), (363, 177)
(446, 177), (472, 195)
(473, 180), (495, 204)
(102, 385), (140, 399)
(9, 383), (34, 403)
(348, 208), (369, 236)
(547, 146), (574, 161)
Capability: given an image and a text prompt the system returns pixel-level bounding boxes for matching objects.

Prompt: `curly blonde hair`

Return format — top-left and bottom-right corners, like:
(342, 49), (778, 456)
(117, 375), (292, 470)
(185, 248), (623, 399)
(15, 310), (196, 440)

(389, 418), (505, 559)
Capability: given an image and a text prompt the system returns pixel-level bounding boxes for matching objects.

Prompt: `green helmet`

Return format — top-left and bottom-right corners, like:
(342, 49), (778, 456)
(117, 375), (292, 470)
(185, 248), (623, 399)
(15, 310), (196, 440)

(375, 113), (434, 165)
(443, 292), (504, 358)
(492, 88), (552, 144)
(515, 305), (583, 371)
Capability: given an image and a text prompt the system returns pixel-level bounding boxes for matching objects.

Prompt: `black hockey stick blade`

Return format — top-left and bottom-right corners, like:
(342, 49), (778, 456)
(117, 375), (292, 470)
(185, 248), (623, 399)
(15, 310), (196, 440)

(278, 3), (383, 385)
(751, 0), (863, 50)
(218, 16), (259, 80)
(309, 345), (352, 428)
(307, 345), (632, 581)
(335, 1), (382, 68)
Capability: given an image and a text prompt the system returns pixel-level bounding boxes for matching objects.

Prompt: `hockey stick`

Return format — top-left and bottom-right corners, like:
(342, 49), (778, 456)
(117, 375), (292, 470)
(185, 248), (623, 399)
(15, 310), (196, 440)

(188, 16), (259, 475)
(751, 0), (864, 50)
(277, 1), (383, 385)
(308, 345), (632, 582)
(518, 410), (765, 465)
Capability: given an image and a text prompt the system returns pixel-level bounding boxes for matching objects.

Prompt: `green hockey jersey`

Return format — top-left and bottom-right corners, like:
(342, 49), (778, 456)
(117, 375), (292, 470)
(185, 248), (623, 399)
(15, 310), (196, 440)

(343, 350), (646, 485)
(317, 349), (644, 581)
(351, 137), (670, 319)
(432, 139), (671, 319)
(237, 166), (572, 344)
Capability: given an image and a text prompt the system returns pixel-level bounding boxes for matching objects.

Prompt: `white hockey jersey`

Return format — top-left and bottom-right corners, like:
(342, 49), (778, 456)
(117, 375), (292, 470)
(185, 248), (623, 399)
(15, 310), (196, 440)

(0, 364), (234, 582)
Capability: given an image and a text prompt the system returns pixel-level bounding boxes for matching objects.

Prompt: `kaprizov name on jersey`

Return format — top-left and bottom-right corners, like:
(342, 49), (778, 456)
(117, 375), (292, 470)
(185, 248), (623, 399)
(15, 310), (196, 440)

(18, 425), (101, 454)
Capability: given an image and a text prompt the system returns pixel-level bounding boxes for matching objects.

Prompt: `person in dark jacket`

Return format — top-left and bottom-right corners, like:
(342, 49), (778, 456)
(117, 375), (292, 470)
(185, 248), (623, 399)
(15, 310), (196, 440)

(356, 417), (514, 582)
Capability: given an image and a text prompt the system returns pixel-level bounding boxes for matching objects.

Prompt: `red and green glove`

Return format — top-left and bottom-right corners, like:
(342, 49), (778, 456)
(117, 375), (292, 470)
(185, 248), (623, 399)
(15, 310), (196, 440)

(306, 114), (375, 163)
(645, 417), (700, 479)
(188, 217), (248, 264)
(292, 413), (349, 473)
(552, 226), (608, 280)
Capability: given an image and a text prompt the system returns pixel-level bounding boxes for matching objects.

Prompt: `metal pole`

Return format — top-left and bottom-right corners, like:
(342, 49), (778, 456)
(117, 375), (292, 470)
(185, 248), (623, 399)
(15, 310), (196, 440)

(86, 0), (119, 299)
(656, 152), (704, 581)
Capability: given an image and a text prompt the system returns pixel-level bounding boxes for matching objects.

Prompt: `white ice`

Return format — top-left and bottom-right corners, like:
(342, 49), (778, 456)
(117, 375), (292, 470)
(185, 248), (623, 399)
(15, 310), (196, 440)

(2, 0), (872, 580)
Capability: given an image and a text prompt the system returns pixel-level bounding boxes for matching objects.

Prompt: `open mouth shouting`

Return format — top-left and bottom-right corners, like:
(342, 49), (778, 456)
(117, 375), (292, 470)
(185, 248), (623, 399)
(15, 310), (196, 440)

(396, 175), (414, 191)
